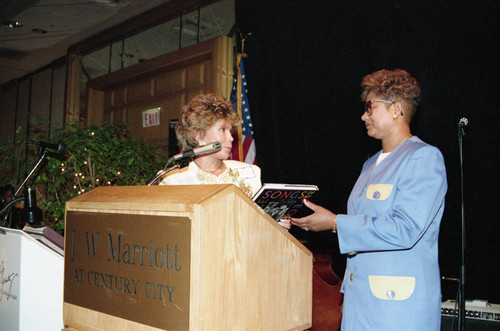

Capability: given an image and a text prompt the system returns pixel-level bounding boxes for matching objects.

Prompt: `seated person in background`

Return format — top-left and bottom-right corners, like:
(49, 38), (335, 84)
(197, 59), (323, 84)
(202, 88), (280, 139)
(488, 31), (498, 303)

(1, 184), (23, 229)
(160, 94), (261, 197)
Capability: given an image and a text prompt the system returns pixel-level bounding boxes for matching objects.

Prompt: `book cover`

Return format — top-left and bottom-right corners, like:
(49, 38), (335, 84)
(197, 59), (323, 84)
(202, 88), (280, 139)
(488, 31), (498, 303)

(23, 224), (64, 256)
(252, 183), (319, 221)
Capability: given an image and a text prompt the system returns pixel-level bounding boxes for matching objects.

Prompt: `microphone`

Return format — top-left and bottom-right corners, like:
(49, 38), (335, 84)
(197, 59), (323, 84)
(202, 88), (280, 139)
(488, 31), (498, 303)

(28, 140), (68, 154)
(458, 117), (468, 127)
(149, 141), (222, 185)
(171, 141), (222, 162)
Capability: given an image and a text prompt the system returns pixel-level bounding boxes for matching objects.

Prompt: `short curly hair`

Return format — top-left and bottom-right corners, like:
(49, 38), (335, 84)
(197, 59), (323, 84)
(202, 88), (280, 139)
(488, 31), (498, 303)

(361, 69), (421, 122)
(175, 94), (240, 151)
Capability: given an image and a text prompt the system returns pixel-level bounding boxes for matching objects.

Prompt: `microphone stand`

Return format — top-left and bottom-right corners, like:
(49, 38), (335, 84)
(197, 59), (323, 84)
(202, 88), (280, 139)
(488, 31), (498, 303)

(14, 147), (47, 197)
(147, 158), (190, 186)
(457, 119), (467, 331)
(2, 147), (48, 228)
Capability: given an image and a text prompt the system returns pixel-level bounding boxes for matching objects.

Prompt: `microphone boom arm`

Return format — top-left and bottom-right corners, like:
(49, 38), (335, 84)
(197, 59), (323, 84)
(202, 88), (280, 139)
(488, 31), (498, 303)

(147, 142), (221, 186)
(14, 148), (48, 197)
(147, 158), (190, 186)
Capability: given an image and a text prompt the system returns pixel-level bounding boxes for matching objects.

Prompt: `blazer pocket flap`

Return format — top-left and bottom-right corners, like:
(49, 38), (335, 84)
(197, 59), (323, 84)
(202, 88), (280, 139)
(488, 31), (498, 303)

(368, 275), (415, 300)
(366, 184), (393, 200)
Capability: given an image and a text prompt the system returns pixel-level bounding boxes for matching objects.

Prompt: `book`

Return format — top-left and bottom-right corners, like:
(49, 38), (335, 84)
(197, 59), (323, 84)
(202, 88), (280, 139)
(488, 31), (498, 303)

(23, 224), (64, 256)
(252, 183), (319, 221)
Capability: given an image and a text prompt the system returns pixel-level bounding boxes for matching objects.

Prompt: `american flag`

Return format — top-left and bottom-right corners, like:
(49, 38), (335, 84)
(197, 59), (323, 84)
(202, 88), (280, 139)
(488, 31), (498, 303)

(230, 54), (257, 165)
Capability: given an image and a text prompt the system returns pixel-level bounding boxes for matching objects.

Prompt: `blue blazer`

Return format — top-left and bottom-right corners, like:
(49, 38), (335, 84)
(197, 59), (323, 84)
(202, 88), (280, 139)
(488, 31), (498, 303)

(337, 136), (447, 331)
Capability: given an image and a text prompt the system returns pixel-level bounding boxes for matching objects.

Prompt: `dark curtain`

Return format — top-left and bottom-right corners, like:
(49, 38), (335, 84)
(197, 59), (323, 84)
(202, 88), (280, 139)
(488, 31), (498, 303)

(235, 0), (500, 303)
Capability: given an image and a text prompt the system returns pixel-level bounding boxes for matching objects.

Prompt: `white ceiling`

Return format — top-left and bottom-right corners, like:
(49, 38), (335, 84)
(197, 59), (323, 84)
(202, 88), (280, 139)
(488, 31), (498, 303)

(0, 0), (173, 85)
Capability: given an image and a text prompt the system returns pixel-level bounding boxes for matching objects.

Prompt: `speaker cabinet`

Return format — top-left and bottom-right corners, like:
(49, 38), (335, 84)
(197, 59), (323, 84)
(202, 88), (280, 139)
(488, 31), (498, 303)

(441, 315), (499, 331)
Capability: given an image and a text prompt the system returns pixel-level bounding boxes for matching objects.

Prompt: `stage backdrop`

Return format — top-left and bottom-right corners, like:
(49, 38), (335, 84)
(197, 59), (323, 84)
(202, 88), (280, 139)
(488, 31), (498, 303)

(234, 0), (499, 304)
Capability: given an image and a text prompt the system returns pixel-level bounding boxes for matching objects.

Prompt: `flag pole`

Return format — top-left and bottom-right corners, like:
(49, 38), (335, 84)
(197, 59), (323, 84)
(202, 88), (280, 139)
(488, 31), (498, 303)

(236, 53), (246, 162)
(231, 31), (254, 163)
(235, 31), (250, 162)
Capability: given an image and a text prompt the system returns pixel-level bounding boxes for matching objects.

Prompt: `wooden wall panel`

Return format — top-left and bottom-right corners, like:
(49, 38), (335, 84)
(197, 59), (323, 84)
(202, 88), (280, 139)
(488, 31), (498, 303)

(114, 107), (127, 123)
(127, 103), (162, 145)
(187, 62), (206, 87)
(16, 80), (31, 140)
(0, 86), (17, 140)
(50, 65), (67, 132)
(128, 79), (154, 103)
(87, 89), (105, 124)
(155, 70), (186, 95)
(104, 90), (113, 108)
(86, 36), (233, 152)
(114, 87), (126, 107)
(31, 69), (52, 128)
(65, 54), (81, 124)
(126, 93), (185, 149)
(161, 94), (187, 131)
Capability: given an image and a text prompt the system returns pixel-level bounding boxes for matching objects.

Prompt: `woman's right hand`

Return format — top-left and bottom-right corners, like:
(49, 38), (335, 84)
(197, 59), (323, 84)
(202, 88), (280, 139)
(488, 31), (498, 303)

(291, 199), (337, 232)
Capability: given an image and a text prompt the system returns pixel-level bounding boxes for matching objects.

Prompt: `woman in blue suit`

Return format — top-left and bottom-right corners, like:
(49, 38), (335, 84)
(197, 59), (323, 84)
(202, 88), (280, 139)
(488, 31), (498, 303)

(292, 69), (447, 330)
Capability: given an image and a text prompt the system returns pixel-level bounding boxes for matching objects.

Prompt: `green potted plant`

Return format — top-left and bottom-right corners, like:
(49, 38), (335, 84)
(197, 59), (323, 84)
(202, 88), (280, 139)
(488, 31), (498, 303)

(1, 119), (168, 234)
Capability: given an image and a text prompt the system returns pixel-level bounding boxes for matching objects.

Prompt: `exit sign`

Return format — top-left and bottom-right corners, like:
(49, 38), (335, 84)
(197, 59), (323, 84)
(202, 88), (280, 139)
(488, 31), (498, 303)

(142, 107), (161, 127)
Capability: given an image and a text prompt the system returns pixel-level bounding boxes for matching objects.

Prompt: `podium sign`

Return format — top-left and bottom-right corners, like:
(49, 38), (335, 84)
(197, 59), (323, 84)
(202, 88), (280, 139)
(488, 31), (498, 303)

(64, 211), (191, 330)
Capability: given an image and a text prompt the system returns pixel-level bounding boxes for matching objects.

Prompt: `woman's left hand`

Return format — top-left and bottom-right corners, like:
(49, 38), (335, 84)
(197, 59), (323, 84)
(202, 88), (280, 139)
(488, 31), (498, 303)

(291, 199), (337, 232)
(277, 217), (292, 230)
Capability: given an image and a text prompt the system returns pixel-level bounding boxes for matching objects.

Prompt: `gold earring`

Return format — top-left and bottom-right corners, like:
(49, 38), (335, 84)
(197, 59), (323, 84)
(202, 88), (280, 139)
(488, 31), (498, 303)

(393, 114), (398, 119)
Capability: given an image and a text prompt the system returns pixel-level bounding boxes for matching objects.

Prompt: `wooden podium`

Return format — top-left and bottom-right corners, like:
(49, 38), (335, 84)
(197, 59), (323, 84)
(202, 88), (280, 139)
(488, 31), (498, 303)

(63, 184), (312, 330)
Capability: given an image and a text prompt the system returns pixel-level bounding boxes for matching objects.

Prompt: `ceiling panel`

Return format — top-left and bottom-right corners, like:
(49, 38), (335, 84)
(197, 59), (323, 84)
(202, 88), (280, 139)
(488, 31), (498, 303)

(0, 0), (174, 85)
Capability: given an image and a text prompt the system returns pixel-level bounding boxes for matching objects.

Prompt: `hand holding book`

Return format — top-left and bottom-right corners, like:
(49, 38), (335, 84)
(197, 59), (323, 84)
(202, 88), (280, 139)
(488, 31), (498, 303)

(252, 183), (319, 222)
(290, 198), (338, 233)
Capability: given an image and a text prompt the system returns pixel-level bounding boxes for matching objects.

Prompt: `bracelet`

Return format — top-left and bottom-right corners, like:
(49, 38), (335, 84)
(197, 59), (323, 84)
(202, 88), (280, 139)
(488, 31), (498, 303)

(332, 217), (337, 233)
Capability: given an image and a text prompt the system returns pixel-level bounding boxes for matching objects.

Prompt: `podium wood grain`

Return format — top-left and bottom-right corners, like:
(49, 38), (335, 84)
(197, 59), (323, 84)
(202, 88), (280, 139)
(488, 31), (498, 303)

(64, 184), (312, 330)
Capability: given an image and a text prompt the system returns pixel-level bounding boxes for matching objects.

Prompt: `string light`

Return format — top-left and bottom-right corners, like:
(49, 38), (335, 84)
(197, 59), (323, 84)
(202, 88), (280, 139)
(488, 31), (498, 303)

(4, 21), (22, 28)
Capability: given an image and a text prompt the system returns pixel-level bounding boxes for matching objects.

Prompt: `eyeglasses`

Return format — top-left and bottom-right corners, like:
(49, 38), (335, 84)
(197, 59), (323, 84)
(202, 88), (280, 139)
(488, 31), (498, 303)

(364, 100), (394, 116)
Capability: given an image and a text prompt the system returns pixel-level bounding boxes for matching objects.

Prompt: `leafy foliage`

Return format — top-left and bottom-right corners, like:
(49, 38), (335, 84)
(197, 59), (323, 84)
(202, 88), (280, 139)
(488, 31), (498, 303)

(1, 120), (168, 234)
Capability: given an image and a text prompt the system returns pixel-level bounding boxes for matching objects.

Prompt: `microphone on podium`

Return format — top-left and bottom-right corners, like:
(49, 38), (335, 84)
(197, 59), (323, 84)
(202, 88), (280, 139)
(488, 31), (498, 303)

(169, 141), (222, 163)
(148, 142), (222, 186)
